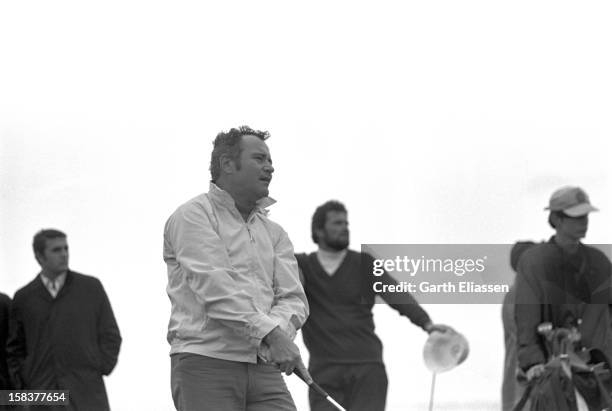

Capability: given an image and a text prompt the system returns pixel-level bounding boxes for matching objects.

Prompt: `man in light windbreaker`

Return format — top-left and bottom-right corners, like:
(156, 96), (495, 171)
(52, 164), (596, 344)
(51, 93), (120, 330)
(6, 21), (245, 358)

(164, 126), (309, 411)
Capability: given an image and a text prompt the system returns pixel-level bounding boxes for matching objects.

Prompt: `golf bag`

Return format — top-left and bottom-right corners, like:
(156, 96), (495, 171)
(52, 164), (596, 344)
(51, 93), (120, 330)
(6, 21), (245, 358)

(518, 359), (577, 411)
(513, 325), (612, 411)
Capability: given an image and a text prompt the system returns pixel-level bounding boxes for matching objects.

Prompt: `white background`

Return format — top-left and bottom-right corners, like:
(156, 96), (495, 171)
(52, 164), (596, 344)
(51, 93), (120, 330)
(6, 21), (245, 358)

(1, 1), (611, 410)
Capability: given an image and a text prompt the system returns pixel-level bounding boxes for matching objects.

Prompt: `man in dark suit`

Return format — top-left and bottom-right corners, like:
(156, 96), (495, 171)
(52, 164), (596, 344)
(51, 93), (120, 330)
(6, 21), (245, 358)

(6, 229), (122, 411)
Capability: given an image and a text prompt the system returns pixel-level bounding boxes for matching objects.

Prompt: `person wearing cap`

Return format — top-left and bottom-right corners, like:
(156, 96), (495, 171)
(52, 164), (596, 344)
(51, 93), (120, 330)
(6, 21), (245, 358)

(514, 186), (612, 408)
(296, 200), (452, 411)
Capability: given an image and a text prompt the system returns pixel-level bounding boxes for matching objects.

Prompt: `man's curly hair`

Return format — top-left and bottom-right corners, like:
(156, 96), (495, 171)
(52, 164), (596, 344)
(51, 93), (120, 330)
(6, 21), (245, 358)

(209, 126), (270, 182)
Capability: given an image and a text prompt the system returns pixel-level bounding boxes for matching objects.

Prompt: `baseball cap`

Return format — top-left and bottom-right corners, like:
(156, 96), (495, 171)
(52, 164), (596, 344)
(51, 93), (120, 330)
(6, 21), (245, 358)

(423, 329), (469, 373)
(545, 186), (598, 217)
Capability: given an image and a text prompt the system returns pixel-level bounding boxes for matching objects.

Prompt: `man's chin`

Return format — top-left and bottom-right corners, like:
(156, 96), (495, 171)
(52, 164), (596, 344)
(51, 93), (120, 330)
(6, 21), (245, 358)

(328, 242), (349, 252)
(251, 188), (269, 201)
(259, 188), (269, 198)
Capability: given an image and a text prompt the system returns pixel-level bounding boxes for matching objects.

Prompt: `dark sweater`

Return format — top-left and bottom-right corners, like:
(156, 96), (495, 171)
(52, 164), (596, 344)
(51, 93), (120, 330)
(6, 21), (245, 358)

(7, 271), (121, 411)
(297, 250), (431, 368)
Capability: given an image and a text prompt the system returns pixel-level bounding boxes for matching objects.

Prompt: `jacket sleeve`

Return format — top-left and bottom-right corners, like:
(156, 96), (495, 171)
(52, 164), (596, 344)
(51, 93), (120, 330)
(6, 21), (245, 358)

(514, 255), (547, 371)
(164, 203), (278, 346)
(96, 280), (122, 375)
(267, 229), (309, 339)
(365, 253), (431, 330)
(6, 295), (26, 389)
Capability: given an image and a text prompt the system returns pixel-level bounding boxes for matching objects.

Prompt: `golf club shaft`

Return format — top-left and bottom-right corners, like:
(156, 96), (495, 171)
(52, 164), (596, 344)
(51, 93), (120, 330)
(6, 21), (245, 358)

(257, 354), (346, 411)
(428, 372), (436, 411)
(294, 367), (347, 411)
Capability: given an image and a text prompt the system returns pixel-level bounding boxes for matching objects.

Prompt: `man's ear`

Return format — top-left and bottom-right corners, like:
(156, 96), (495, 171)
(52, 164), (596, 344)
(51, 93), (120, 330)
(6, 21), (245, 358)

(34, 252), (44, 266)
(219, 154), (236, 175)
(314, 228), (324, 243)
(550, 213), (561, 229)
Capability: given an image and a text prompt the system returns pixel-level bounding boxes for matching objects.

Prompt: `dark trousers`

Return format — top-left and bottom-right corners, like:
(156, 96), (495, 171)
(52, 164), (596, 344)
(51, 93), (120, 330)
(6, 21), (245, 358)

(171, 353), (296, 411)
(309, 362), (388, 411)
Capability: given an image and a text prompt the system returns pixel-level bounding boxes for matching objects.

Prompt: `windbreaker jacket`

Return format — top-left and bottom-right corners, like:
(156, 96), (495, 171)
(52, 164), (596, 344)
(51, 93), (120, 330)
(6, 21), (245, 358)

(164, 183), (308, 363)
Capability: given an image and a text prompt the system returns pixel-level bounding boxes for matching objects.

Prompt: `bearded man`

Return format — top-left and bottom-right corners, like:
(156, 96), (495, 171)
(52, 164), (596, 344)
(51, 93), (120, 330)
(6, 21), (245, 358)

(296, 200), (450, 411)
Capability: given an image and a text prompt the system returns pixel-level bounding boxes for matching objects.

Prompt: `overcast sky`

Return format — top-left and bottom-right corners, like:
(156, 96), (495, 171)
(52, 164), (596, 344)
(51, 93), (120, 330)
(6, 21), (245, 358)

(2, 1), (611, 410)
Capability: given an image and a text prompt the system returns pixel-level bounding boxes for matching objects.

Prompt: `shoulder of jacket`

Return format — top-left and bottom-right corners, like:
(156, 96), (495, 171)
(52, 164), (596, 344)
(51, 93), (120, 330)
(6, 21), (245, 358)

(584, 245), (612, 264)
(15, 277), (42, 298)
(260, 214), (283, 231)
(517, 244), (562, 278)
(175, 192), (212, 214)
(69, 271), (102, 286)
(522, 243), (558, 260)
(166, 193), (217, 228)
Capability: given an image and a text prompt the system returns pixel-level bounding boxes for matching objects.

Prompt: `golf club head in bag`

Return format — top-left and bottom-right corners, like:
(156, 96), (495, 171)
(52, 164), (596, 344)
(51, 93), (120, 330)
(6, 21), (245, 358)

(423, 329), (469, 373)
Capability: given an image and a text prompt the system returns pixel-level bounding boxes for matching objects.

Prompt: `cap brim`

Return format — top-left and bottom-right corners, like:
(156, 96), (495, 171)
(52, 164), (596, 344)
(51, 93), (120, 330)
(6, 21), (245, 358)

(563, 203), (598, 217)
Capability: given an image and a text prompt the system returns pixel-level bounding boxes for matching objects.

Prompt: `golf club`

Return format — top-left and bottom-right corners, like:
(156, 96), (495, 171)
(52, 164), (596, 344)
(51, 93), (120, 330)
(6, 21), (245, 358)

(257, 354), (346, 411)
(293, 367), (347, 411)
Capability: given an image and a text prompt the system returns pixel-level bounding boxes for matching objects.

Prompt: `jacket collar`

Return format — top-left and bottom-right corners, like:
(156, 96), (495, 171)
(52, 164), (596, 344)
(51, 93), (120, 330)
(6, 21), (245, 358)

(35, 270), (74, 301)
(208, 182), (275, 216)
(549, 236), (585, 252)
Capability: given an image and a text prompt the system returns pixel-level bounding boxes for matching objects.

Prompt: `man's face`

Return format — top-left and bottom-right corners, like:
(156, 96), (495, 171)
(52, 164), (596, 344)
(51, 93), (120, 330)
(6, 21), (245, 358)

(37, 237), (69, 275)
(319, 211), (350, 251)
(555, 214), (589, 241)
(231, 135), (274, 201)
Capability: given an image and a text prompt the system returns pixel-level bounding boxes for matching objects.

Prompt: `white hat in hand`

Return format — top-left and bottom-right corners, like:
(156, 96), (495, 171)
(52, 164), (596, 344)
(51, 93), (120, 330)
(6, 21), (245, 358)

(423, 329), (469, 373)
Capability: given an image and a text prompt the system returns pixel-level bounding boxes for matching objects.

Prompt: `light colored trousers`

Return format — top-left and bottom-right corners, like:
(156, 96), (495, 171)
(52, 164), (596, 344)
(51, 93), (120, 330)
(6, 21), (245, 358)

(171, 353), (296, 411)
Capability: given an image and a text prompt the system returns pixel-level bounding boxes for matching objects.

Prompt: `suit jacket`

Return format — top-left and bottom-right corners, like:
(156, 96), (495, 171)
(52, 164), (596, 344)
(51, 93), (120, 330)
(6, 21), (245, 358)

(6, 271), (121, 411)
